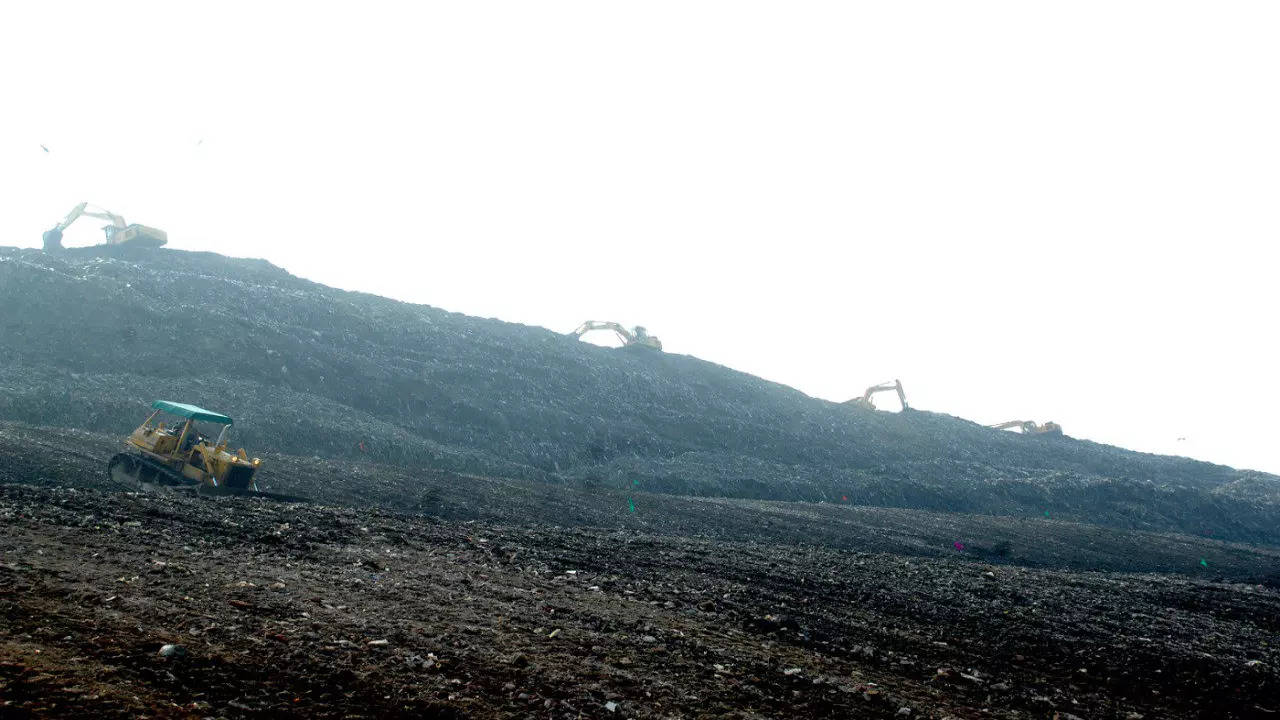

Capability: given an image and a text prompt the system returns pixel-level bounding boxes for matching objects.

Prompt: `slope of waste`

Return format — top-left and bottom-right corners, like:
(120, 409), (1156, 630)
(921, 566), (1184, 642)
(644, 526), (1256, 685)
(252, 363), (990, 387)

(2, 245), (1278, 545)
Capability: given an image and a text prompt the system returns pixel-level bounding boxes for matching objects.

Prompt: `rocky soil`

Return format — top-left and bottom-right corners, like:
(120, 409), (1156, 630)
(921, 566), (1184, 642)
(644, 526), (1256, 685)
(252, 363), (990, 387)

(1, 481), (1277, 719)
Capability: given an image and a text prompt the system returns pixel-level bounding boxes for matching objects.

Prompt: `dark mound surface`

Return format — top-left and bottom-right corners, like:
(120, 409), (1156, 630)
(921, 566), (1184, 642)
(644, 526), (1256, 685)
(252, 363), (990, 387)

(2, 245), (1277, 545)
(5, 422), (1277, 584)
(2, 483), (1276, 719)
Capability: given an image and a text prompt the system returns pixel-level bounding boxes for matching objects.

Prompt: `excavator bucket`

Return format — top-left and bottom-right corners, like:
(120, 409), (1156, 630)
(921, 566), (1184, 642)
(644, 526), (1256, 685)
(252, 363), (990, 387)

(42, 228), (64, 251)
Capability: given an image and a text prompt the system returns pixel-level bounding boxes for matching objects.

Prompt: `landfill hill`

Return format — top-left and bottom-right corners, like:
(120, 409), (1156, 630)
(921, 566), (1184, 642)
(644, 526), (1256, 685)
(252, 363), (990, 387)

(2, 245), (1278, 545)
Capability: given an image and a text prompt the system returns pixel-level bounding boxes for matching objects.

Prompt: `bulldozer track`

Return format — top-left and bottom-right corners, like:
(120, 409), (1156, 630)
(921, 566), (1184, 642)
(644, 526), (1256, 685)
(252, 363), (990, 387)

(107, 452), (194, 494)
(105, 452), (308, 502)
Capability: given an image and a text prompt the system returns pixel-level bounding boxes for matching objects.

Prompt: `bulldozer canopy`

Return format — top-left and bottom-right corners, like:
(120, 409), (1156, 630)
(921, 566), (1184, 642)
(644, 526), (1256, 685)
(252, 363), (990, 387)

(152, 400), (232, 425)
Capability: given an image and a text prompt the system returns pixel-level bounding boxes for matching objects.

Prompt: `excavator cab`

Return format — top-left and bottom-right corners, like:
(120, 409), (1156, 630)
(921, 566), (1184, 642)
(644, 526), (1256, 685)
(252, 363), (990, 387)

(104, 223), (167, 248)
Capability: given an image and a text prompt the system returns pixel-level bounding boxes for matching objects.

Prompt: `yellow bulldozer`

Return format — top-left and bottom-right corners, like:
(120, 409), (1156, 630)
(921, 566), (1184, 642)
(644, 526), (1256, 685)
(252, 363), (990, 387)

(107, 400), (303, 501)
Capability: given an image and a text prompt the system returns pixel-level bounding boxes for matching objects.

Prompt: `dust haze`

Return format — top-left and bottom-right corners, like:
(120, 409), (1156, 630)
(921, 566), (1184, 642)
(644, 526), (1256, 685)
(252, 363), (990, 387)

(1, 3), (1278, 719)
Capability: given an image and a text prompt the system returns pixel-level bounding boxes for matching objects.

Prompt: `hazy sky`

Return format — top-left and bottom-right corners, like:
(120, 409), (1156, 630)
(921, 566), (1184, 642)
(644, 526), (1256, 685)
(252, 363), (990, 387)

(3, 2), (1277, 473)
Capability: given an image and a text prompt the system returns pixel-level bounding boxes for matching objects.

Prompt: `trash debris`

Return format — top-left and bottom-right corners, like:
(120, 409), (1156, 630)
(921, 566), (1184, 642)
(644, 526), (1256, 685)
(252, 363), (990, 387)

(158, 644), (186, 658)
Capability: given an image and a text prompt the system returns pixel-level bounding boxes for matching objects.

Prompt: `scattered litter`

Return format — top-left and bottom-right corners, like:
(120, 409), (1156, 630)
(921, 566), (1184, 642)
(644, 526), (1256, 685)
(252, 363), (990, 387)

(158, 644), (186, 658)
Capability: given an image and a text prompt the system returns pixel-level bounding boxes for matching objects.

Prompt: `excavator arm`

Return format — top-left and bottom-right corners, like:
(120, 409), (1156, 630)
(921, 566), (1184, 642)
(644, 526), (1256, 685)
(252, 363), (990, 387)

(990, 420), (1033, 432)
(569, 321), (663, 350)
(846, 379), (908, 410)
(54, 202), (127, 232)
(990, 420), (1063, 435)
(570, 321), (637, 345)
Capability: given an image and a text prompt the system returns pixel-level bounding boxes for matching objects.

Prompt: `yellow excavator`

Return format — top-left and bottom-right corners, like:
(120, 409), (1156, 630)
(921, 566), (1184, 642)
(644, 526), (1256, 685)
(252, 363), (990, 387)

(107, 400), (304, 501)
(844, 379), (908, 411)
(991, 420), (1064, 436)
(42, 202), (167, 251)
(569, 321), (663, 350)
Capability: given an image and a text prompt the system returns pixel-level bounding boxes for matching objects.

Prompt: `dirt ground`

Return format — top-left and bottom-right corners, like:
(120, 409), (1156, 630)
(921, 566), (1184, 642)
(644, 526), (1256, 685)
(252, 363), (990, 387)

(1, 481), (1277, 719)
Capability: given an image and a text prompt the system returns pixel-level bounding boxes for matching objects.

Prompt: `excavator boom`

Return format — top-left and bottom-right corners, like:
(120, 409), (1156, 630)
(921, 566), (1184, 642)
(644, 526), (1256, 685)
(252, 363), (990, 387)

(569, 320), (663, 350)
(844, 379), (908, 411)
(991, 420), (1063, 435)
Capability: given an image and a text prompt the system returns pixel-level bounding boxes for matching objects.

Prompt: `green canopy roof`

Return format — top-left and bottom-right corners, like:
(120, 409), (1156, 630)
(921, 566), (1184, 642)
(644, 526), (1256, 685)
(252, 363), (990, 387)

(152, 400), (233, 425)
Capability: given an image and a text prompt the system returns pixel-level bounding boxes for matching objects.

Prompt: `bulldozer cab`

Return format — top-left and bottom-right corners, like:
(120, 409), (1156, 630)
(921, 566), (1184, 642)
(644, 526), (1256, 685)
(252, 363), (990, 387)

(131, 401), (233, 461)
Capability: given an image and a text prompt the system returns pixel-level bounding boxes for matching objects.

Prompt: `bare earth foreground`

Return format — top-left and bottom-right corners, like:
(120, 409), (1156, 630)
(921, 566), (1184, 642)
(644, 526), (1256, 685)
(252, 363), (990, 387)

(2, 479), (1277, 719)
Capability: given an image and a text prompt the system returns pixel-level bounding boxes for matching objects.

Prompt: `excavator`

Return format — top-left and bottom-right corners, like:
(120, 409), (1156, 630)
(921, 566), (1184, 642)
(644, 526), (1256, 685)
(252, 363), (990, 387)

(991, 420), (1064, 436)
(42, 202), (167, 251)
(844, 379), (908, 411)
(569, 321), (663, 351)
(107, 400), (305, 501)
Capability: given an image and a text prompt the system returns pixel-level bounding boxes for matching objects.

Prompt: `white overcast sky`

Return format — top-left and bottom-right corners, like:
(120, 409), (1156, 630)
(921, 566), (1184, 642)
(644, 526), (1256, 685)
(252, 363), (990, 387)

(2, 2), (1277, 473)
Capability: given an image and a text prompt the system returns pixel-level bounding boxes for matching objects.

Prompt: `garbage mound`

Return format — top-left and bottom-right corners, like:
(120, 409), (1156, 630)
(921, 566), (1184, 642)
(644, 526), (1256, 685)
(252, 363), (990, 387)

(2, 245), (1277, 543)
